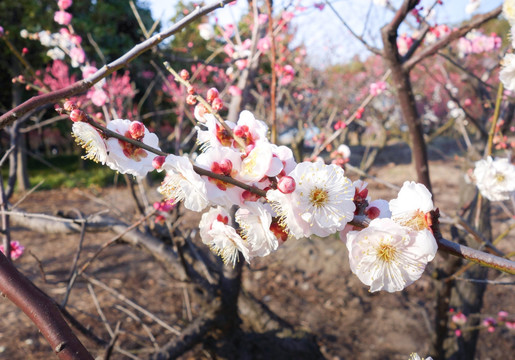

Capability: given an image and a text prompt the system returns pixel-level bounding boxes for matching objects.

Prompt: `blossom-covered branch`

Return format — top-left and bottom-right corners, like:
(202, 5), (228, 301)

(0, 0), (236, 129)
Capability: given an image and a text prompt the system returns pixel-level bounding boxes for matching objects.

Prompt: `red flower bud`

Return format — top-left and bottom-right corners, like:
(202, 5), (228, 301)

(70, 109), (85, 122)
(179, 69), (190, 80)
(366, 206), (380, 220)
(212, 97), (223, 111)
(152, 156), (166, 170)
(63, 100), (76, 112)
(186, 94), (197, 105)
(206, 87), (219, 102)
(129, 121), (145, 140)
(277, 176), (296, 194)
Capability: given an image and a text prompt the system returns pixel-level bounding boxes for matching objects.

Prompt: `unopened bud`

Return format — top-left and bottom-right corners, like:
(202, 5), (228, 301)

(179, 69), (190, 80)
(21, 47), (28, 55)
(55, 103), (64, 115)
(186, 94), (197, 105)
(129, 121), (145, 140)
(211, 97), (223, 111)
(63, 100), (76, 111)
(152, 155), (166, 170)
(366, 206), (380, 220)
(277, 176), (296, 194)
(70, 109), (85, 122)
(187, 85), (195, 95)
(206, 87), (219, 102)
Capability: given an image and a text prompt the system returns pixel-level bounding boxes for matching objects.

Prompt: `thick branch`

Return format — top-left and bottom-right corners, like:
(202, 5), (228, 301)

(403, 5), (502, 71)
(0, 251), (93, 359)
(0, 0), (235, 129)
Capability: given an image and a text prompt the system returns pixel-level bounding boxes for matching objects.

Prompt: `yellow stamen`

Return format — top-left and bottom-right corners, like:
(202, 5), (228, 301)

(376, 242), (397, 263)
(309, 187), (329, 208)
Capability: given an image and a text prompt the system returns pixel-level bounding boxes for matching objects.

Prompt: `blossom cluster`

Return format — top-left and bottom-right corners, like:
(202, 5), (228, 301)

(70, 88), (440, 293)
(472, 156), (515, 201)
(456, 30), (501, 58)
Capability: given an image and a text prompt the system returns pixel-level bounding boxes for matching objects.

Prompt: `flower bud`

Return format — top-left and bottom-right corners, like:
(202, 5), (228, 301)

(63, 100), (76, 111)
(212, 97), (223, 111)
(277, 176), (296, 194)
(186, 94), (197, 105)
(152, 155), (166, 170)
(129, 121), (145, 140)
(206, 87), (219, 102)
(22, 47), (28, 55)
(179, 69), (190, 80)
(69, 109), (85, 122)
(187, 85), (195, 95)
(366, 206), (380, 220)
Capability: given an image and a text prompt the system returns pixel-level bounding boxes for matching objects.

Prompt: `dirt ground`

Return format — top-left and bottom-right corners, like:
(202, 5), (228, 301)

(0, 143), (513, 359)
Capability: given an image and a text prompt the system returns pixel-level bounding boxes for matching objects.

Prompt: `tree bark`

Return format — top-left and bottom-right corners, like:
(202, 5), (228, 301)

(381, 22), (432, 192)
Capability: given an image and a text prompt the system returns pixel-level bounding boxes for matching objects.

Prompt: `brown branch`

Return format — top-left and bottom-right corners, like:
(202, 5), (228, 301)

(0, 0), (236, 129)
(267, 0), (278, 143)
(402, 5), (502, 71)
(0, 251), (94, 359)
(381, 0), (432, 192)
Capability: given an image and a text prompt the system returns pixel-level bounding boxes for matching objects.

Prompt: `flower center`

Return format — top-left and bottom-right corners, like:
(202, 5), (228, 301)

(376, 242), (397, 263)
(495, 173), (505, 183)
(309, 187), (329, 208)
(397, 210), (428, 231)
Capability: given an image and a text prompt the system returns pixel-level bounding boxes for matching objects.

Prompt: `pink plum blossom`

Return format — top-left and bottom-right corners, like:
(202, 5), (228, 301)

(54, 10), (72, 25)
(0, 241), (25, 260)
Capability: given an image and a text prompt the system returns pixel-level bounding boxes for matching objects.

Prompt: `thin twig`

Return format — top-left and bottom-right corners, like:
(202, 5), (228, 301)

(88, 283), (115, 338)
(83, 274), (182, 335)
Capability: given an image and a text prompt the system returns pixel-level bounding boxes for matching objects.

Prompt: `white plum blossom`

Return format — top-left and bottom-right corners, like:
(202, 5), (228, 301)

(105, 119), (160, 178)
(236, 202), (279, 258)
(504, 0), (515, 25)
(389, 181), (434, 231)
(196, 114), (236, 150)
(198, 23), (215, 40)
(234, 110), (269, 147)
(199, 206), (250, 266)
(72, 122), (107, 164)
(465, 0), (481, 14)
(267, 161), (355, 238)
(473, 156), (515, 201)
(46, 47), (65, 60)
(346, 218), (438, 293)
(409, 353), (433, 360)
(237, 142), (283, 182)
(500, 54), (515, 92)
(195, 146), (244, 208)
(199, 206), (230, 245)
(158, 155), (209, 212)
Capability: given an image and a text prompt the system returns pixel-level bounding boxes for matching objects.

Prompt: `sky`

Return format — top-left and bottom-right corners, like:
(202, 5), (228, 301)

(144, 0), (504, 66)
